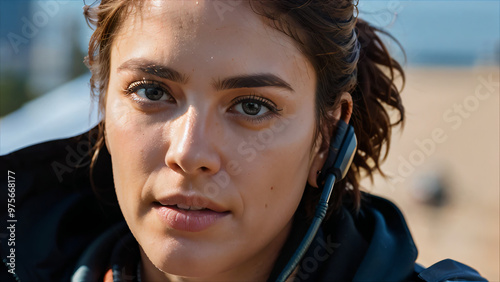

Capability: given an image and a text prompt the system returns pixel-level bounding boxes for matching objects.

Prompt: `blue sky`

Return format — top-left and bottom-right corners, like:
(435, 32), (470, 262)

(358, 1), (500, 65)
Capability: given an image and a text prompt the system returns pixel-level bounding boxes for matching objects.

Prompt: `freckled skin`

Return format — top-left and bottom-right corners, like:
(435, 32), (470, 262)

(104, 1), (326, 281)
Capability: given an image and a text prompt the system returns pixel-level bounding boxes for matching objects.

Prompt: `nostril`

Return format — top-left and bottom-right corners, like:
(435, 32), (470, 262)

(167, 162), (212, 174)
(168, 163), (183, 173)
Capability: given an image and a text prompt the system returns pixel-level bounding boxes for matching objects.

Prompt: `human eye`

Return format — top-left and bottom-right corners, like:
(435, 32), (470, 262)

(229, 94), (282, 123)
(125, 80), (174, 103)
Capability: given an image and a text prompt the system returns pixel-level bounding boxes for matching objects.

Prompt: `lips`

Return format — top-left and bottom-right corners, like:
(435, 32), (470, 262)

(156, 194), (228, 212)
(153, 194), (230, 232)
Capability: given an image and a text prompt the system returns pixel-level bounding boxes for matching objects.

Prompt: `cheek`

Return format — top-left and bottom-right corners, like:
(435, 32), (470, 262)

(235, 115), (316, 229)
(105, 94), (167, 164)
(105, 97), (136, 155)
(104, 96), (164, 213)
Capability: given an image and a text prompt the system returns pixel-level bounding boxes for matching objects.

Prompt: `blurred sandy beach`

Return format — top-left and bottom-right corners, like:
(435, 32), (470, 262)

(362, 66), (499, 280)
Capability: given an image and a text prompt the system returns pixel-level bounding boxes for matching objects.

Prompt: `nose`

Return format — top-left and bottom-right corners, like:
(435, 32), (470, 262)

(165, 106), (221, 176)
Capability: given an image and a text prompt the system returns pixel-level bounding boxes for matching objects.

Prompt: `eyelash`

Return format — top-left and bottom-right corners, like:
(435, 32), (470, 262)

(230, 94), (283, 123)
(124, 79), (283, 123)
(124, 80), (174, 103)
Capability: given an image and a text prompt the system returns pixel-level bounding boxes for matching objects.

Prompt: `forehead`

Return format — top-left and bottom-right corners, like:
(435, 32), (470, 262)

(112, 0), (315, 85)
(143, 0), (255, 34)
(118, 0), (293, 52)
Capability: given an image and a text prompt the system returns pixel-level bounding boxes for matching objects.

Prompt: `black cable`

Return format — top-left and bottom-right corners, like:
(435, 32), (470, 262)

(275, 173), (337, 282)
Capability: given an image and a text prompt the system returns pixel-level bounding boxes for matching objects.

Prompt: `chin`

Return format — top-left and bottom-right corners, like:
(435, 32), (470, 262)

(155, 255), (228, 278)
(144, 241), (232, 278)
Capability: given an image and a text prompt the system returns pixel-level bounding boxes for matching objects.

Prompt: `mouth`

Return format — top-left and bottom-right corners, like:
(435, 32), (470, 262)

(153, 195), (230, 232)
(162, 203), (213, 211)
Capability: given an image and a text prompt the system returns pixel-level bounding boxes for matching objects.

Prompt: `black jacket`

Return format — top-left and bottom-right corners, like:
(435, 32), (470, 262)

(0, 128), (487, 281)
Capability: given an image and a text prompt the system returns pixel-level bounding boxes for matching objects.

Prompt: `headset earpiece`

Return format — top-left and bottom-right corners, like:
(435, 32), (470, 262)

(317, 120), (357, 187)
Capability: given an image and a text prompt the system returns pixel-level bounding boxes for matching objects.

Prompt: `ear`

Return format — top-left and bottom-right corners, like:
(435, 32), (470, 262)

(307, 92), (353, 188)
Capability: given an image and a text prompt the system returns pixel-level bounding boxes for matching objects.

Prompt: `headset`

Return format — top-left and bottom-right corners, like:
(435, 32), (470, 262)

(276, 120), (357, 282)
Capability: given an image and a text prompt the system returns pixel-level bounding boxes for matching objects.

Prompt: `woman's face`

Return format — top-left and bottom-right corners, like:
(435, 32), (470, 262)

(105, 1), (321, 280)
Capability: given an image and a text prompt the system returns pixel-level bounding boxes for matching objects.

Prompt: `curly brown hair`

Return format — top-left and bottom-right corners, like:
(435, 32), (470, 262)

(84, 0), (405, 219)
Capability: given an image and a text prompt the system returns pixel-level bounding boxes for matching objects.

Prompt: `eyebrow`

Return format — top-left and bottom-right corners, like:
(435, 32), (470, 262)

(118, 59), (189, 84)
(213, 74), (294, 92)
(117, 58), (294, 92)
